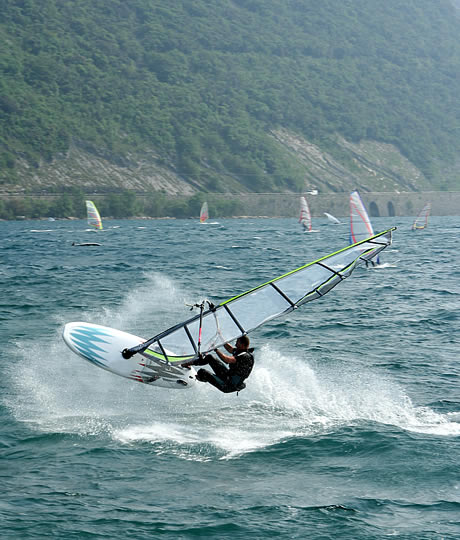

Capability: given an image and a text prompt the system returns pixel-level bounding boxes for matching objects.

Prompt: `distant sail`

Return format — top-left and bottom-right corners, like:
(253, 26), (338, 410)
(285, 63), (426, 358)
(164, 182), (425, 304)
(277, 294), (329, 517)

(86, 200), (103, 230)
(324, 212), (341, 224)
(200, 202), (209, 223)
(411, 203), (431, 230)
(350, 190), (373, 243)
(299, 196), (312, 231)
(122, 228), (395, 364)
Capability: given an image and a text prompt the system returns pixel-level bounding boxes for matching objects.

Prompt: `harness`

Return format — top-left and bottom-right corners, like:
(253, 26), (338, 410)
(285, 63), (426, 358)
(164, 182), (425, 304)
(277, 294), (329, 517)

(228, 348), (254, 392)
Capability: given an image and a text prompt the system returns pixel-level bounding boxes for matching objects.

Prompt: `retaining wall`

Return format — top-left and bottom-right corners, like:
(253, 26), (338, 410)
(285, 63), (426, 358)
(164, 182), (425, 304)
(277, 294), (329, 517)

(227, 191), (460, 217)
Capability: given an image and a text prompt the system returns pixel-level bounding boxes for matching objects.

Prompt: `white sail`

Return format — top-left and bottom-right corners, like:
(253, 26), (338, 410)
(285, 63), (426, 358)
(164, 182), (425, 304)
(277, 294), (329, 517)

(124, 229), (395, 365)
(299, 196), (312, 231)
(86, 200), (103, 230)
(411, 203), (431, 230)
(200, 202), (209, 223)
(324, 212), (341, 224)
(349, 190), (373, 243)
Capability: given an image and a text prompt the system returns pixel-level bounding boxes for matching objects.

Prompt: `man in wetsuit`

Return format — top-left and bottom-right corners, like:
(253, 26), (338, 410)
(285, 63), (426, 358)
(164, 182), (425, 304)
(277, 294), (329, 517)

(182, 335), (254, 394)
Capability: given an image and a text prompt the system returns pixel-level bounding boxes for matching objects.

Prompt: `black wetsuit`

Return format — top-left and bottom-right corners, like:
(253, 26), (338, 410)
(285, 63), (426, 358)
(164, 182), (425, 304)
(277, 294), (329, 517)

(195, 348), (254, 393)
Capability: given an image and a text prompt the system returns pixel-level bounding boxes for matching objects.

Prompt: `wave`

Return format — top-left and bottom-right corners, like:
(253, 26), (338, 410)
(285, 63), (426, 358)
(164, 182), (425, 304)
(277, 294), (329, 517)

(6, 340), (460, 462)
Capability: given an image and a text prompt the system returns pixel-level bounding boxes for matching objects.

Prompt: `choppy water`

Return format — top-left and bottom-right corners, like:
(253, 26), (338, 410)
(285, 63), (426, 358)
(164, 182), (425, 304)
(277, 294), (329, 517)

(1, 216), (459, 539)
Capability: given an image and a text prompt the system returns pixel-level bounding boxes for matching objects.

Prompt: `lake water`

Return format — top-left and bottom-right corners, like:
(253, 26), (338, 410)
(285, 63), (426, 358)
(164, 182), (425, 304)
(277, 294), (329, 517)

(1, 216), (459, 539)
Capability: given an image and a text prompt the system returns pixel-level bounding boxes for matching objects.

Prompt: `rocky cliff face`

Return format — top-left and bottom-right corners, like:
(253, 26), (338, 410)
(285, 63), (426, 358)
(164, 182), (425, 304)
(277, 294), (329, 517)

(9, 145), (196, 195)
(5, 130), (436, 195)
(270, 129), (431, 194)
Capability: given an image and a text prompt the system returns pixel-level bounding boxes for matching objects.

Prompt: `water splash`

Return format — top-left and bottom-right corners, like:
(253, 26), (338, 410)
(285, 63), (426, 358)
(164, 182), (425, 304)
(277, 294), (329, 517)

(112, 344), (460, 459)
(5, 272), (460, 461)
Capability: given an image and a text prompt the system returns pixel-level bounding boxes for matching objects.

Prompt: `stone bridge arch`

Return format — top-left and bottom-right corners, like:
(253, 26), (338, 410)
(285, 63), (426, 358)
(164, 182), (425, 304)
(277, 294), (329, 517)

(387, 200), (395, 217)
(369, 201), (380, 217)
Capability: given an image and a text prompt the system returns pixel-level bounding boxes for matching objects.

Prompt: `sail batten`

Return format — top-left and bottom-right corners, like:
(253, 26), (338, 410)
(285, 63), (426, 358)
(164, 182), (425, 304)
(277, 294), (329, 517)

(184, 325), (198, 354)
(124, 228), (395, 364)
(223, 304), (246, 334)
(270, 282), (296, 307)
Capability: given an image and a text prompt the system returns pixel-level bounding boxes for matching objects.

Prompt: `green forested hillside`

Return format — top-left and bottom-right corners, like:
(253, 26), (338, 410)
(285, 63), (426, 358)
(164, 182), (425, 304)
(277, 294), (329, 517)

(1, 0), (460, 192)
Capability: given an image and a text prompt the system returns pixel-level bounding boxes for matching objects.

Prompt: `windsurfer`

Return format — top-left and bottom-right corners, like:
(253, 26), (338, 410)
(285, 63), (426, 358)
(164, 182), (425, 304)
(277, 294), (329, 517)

(182, 336), (254, 393)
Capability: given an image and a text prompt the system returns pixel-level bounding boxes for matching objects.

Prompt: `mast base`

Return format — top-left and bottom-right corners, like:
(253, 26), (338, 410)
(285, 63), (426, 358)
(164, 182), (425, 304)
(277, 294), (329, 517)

(122, 348), (135, 359)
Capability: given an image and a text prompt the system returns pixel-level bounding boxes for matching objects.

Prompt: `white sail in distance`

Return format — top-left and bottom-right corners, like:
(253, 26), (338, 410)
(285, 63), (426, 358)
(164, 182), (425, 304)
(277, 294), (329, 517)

(350, 190), (373, 243)
(200, 202), (209, 223)
(412, 203), (431, 230)
(324, 212), (341, 224)
(299, 196), (312, 231)
(123, 228), (395, 365)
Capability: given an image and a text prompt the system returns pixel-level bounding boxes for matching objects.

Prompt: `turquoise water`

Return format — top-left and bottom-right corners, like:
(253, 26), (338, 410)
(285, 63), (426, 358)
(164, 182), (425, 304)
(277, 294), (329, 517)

(1, 216), (459, 539)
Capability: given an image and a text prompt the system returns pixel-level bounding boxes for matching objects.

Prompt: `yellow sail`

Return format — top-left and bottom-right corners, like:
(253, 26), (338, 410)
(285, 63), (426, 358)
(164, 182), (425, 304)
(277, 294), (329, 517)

(86, 200), (103, 230)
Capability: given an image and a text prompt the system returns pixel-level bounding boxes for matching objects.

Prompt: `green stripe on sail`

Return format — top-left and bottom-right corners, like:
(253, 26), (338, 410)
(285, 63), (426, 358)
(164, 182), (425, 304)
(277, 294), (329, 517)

(143, 349), (195, 363)
(221, 228), (394, 306)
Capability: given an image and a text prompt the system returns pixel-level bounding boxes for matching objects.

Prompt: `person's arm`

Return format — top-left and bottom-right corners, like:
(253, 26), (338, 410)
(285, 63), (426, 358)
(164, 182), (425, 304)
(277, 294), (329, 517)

(215, 348), (236, 364)
(223, 342), (234, 353)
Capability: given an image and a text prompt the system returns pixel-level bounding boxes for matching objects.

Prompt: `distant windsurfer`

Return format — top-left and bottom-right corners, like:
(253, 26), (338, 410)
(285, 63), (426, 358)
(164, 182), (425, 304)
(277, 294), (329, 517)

(182, 336), (254, 393)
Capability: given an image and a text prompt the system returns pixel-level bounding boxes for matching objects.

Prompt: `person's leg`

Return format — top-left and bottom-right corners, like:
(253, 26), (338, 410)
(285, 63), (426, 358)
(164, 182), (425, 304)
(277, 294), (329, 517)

(196, 370), (236, 393)
(194, 353), (213, 366)
(196, 368), (227, 391)
(195, 355), (237, 393)
(207, 356), (230, 380)
(182, 353), (215, 368)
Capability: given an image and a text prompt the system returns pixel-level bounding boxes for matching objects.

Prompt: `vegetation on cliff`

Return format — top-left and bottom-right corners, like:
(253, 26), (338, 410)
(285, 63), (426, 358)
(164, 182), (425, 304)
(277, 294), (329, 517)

(1, 0), (460, 192)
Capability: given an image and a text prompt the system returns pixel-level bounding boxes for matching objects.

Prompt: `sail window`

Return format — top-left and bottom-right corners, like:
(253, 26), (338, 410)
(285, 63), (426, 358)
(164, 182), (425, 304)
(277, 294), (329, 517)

(187, 309), (242, 352)
(160, 327), (196, 357)
(229, 285), (292, 331)
(275, 263), (333, 304)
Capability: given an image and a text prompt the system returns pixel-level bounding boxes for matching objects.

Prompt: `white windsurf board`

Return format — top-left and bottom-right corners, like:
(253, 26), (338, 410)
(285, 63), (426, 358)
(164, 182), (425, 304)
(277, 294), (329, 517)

(62, 322), (196, 389)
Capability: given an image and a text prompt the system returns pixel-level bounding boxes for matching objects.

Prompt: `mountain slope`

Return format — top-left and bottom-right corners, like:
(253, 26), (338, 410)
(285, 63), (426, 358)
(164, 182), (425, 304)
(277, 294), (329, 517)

(1, 0), (460, 192)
